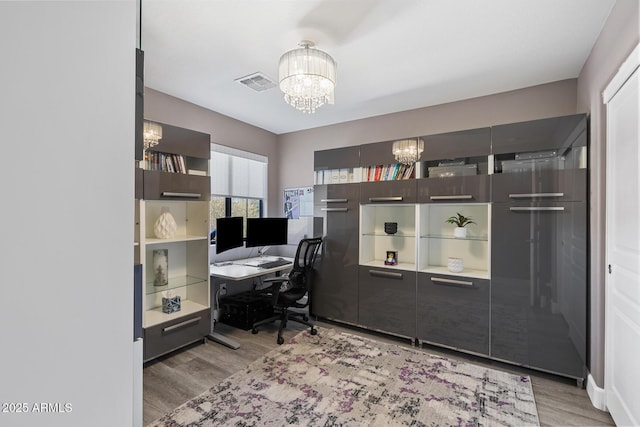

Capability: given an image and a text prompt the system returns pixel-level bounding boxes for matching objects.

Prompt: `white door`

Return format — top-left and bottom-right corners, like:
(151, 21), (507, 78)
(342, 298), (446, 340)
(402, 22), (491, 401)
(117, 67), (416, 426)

(604, 44), (640, 427)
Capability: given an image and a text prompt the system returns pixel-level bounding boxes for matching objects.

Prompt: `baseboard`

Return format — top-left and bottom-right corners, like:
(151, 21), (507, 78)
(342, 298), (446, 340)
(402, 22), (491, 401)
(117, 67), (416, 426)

(587, 374), (607, 411)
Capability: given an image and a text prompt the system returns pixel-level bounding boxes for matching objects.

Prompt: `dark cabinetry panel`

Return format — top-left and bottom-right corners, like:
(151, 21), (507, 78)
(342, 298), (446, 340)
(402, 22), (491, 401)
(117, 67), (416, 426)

(491, 202), (587, 378)
(143, 170), (210, 201)
(143, 308), (210, 362)
(417, 175), (490, 203)
(147, 122), (210, 159)
(358, 267), (416, 338)
(360, 180), (416, 204)
(492, 114), (587, 155)
(492, 169), (586, 203)
(360, 140), (411, 166)
(135, 48), (144, 161)
(135, 167), (143, 200)
(312, 184), (360, 324)
(422, 127), (491, 160)
(314, 146), (360, 170)
(417, 274), (489, 355)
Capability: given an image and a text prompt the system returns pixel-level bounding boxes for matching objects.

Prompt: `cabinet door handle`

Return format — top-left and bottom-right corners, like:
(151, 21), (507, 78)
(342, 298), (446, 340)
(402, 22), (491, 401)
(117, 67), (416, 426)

(430, 195), (473, 200)
(321, 207), (348, 212)
(431, 277), (474, 287)
(369, 269), (403, 280)
(368, 196), (403, 202)
(509, 192), (564, 199)
(321, 199), (348, 203)
(509, 207), (565, 212)
(161, 191), (201, 198)
(163, 316), (201, 333)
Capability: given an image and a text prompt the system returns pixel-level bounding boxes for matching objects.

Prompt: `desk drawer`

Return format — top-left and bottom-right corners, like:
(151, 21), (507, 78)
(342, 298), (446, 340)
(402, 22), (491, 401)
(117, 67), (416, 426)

(143, 308), (210, 361)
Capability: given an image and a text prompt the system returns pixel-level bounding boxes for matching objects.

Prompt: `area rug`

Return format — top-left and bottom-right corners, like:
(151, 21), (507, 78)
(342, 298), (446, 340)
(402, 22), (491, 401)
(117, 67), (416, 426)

(149, 328), (540, 426)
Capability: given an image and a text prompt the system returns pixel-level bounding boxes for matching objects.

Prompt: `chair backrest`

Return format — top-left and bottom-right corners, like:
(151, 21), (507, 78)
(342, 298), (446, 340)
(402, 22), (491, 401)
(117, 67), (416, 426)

(289, 237), (322, 289)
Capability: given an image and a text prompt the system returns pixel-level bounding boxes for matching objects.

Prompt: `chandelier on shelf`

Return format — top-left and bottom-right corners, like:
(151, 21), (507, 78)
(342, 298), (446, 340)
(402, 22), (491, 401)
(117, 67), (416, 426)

(143, 121), (163, 149)
(392, 138), (424, 164)
(278, 40), (337, 114)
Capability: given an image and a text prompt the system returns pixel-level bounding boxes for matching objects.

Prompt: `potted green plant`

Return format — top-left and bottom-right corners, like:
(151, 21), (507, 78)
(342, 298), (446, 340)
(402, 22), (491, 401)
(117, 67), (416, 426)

(446, 212), (475, 238)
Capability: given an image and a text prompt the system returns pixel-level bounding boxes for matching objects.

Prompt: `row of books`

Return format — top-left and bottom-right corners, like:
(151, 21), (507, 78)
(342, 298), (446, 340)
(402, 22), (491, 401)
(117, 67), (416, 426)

(363, 163), (415, 181)
(315, 168), (360, 185)
(143, 152), (187, 173)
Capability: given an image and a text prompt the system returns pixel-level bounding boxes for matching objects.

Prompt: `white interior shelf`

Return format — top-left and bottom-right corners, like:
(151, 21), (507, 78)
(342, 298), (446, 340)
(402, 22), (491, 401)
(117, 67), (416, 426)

(418, 203), (491, 277)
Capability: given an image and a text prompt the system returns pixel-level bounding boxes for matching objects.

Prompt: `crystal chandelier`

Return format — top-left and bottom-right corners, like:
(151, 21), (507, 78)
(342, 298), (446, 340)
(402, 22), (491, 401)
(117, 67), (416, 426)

(143, 121), (163, 150)
(392, 138), (424, 164)
(278, 41), (337, 114)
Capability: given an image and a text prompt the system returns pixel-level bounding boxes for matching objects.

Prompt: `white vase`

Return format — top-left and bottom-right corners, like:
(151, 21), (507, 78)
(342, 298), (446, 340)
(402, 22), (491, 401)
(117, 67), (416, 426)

(447, 257), (464, 273)
(453, 227), (467, 238)
(154, 207), (177, 239)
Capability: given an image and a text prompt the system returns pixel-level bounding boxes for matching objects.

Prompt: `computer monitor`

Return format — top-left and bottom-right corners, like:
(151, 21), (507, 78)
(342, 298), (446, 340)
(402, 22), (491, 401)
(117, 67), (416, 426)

(245, 217), (288, 248)
(215, 216), (244, 254)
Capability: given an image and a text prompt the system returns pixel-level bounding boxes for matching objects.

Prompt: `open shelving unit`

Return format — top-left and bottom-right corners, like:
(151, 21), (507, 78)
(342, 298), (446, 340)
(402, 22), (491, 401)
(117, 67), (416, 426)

(418, 203), (490, 279)
(359, 204), (417, 271)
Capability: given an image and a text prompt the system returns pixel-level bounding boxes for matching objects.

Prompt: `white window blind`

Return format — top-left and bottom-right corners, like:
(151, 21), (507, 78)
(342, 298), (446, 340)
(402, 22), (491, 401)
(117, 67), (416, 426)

(210, 144), (267, 198)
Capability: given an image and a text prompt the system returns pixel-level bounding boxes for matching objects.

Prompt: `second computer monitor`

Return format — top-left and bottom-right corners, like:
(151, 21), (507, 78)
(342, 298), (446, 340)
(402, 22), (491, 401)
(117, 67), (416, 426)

(245, 217), (288, 248)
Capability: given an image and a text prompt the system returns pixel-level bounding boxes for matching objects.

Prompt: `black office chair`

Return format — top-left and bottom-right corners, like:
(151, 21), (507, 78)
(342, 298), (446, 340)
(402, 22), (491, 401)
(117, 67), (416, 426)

(252, 237), (322, 344)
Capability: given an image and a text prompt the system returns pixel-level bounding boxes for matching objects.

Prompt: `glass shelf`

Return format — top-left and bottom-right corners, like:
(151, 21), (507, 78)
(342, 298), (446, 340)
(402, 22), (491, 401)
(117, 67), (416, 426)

(420, 234), (488, 241)
(145, 234), (208, 245)
(146, 274), (207, 296)
(362, 232), (416, 238)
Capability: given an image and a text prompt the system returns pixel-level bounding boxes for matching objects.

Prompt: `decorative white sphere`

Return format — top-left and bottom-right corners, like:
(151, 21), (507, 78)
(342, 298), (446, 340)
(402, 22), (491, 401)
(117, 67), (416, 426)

(154, 208), (177, 239)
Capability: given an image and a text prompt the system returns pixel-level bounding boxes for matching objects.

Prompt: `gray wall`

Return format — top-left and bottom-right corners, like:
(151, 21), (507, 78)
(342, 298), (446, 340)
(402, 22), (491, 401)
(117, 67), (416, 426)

(144, 88), (281, 216)
(576, 0), (639, 388)
(1, 2), (136, 426)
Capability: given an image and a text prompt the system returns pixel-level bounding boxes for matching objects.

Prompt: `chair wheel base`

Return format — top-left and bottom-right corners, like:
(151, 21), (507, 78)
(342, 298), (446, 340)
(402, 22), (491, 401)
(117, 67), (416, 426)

(251, 328), (258, 334)
(277, 336), (284, 345)
(310, 328), (317, 335)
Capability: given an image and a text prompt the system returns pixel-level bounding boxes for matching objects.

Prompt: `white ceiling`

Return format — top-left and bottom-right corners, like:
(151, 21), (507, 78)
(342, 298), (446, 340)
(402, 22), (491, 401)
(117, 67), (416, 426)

(141, 0), (615, 135)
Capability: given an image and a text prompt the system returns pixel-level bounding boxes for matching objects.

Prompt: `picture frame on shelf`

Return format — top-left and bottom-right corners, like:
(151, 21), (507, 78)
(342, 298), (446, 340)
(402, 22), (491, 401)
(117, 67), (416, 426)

(384, 250), (398, 266)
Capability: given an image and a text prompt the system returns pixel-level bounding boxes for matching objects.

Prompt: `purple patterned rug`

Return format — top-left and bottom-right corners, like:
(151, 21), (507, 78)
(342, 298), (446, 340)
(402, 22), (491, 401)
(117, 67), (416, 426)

(149, 328), (539, 426)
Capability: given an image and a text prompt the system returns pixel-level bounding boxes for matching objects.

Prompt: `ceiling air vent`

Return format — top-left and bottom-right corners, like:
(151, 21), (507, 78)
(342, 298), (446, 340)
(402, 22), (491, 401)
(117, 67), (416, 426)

(235, 72), (277, 92)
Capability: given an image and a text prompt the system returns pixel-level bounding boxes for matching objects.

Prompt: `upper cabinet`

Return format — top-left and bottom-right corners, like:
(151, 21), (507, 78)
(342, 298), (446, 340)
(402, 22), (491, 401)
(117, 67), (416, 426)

(491, 114), (587, 202)
(314, 146), (361, 185)
(142, 121), (211, 202)
(360, 140), (417, 204)
(417, 128), (491, 203)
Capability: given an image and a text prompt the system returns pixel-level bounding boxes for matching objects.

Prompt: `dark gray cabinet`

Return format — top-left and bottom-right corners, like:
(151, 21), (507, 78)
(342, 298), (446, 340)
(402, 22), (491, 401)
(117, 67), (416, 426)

(491, 169), (587, 203)
(143, 308), (210, 362)
(417, 273), (489, 356)
(143, 170), (210, 201)
(418, 128), (491, 203)
(314, 146), (360, 171)
(492, 114), (586, 155)
(311, 183), (360, 324)
(143, 121), (211, 201)
(490, 113), (587, 382)
(360, 180), (417, 204)
(358, 267), (416, 338)
(417, 175), (490, 203)
(491, 201), (587, 379)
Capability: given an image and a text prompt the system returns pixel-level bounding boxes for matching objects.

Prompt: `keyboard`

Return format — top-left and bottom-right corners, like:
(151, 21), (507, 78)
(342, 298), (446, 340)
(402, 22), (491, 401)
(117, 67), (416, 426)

(257, 259), (291, 269)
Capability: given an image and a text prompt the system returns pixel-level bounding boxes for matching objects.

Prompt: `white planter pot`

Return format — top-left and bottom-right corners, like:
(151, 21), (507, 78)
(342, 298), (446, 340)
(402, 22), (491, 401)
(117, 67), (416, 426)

(453, 227), (467, 238)
(447, 257), (464, 273)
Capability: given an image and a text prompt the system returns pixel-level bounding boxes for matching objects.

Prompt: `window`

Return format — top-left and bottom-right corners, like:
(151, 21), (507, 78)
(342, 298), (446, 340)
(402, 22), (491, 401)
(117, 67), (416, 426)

(210, 144), (267, 236)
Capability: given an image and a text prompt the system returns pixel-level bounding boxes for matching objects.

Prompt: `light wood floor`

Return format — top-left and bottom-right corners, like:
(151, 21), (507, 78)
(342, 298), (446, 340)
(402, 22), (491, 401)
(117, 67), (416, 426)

(143, 320), (615, 426)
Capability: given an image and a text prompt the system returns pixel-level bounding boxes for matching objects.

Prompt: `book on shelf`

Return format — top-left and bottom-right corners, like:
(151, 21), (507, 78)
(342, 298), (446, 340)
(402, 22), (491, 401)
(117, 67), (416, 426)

(143, 152), (188, 174)
(188, 169), (207, 176)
